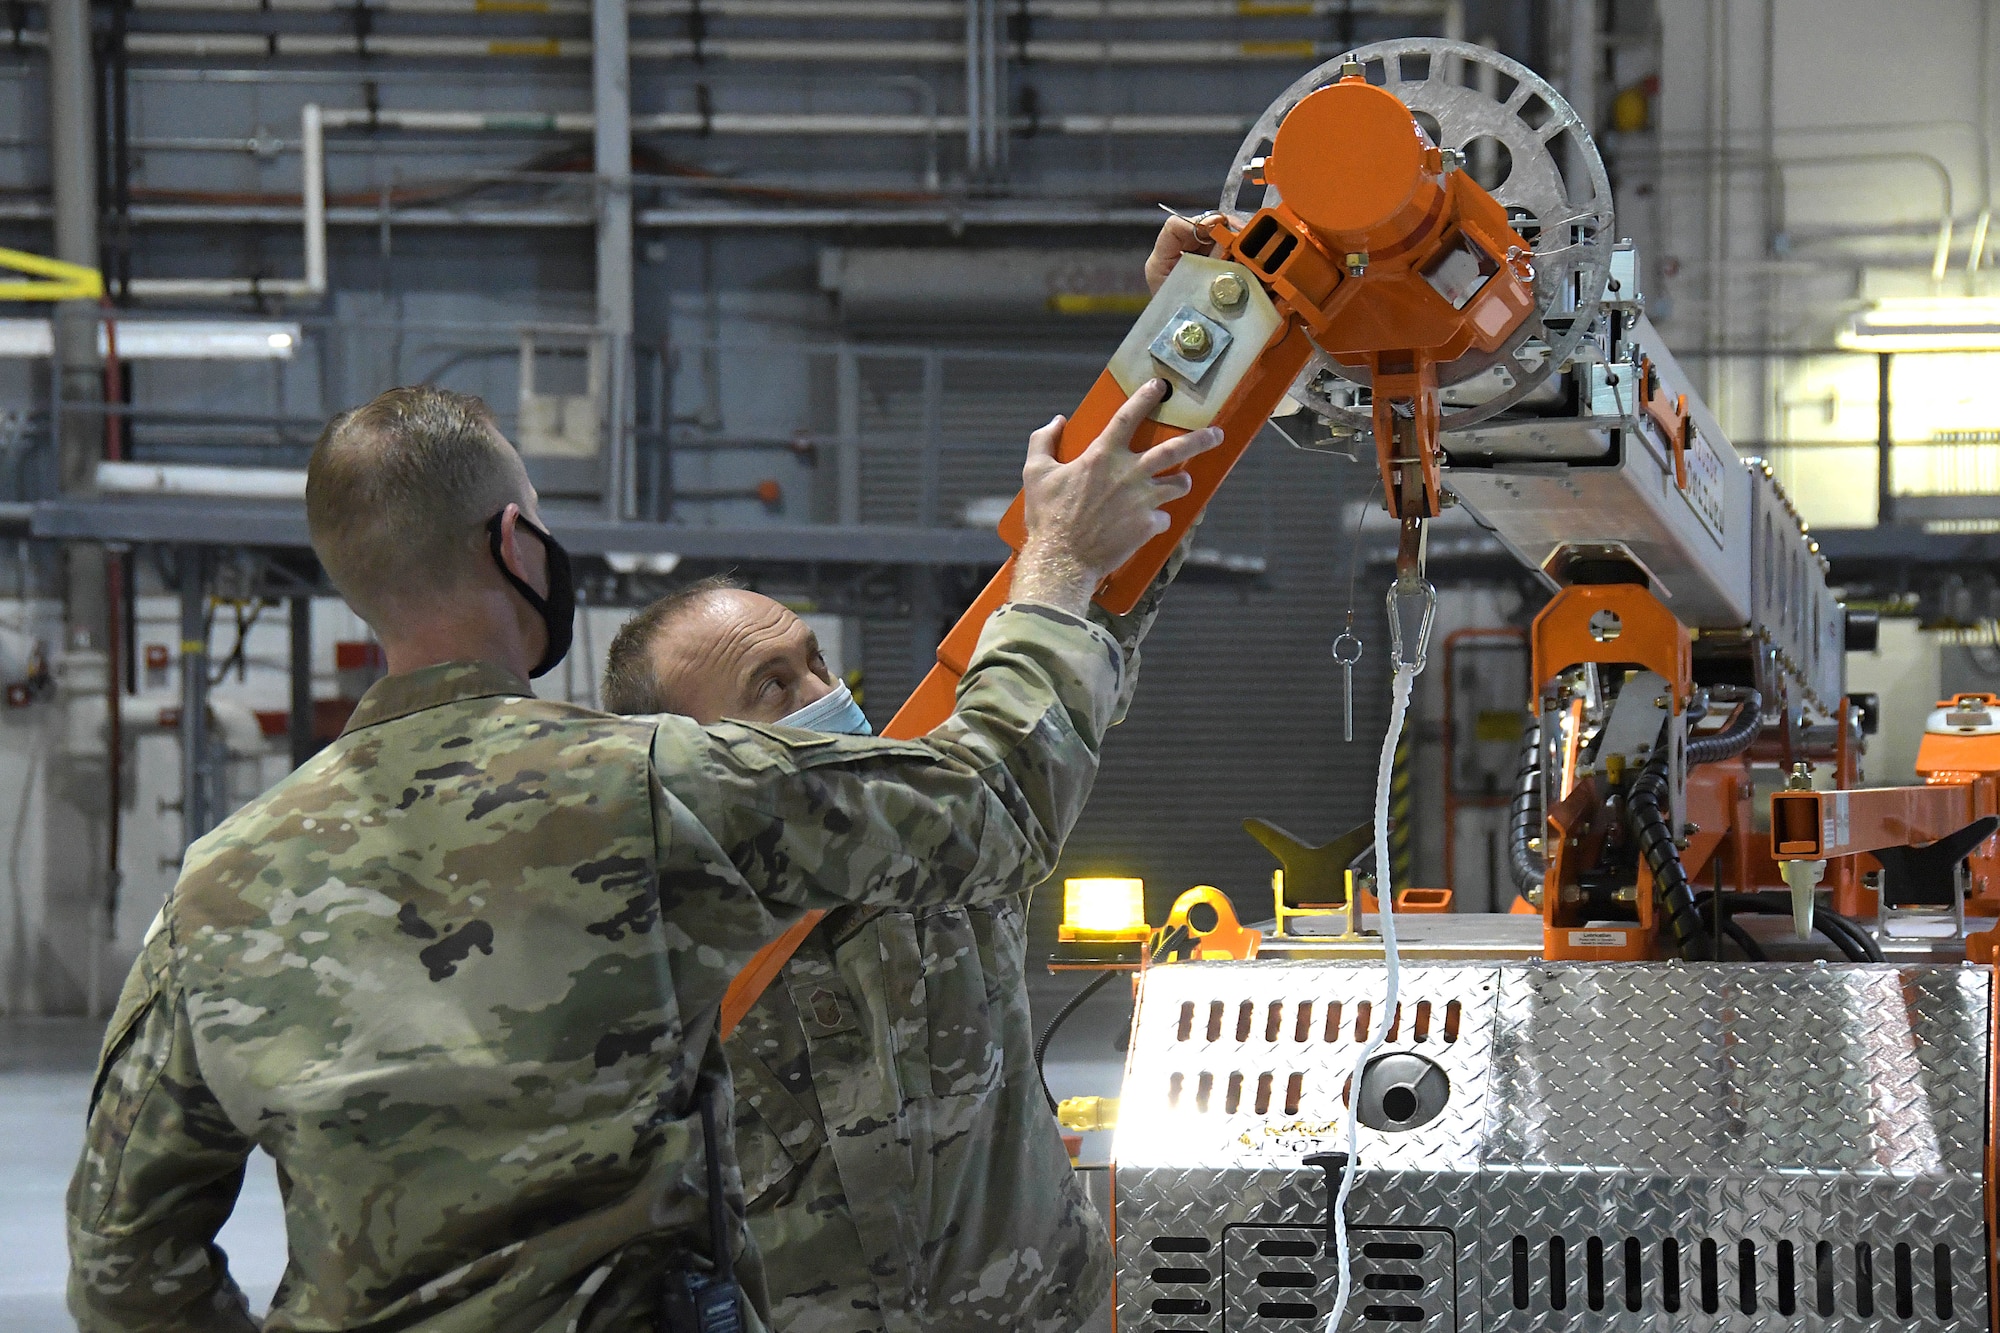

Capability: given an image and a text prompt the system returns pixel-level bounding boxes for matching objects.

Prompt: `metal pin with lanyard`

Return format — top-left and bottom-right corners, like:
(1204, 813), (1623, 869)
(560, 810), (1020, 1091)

(1332, 613), (1363, 743)
(663, 1091), (745, 1333)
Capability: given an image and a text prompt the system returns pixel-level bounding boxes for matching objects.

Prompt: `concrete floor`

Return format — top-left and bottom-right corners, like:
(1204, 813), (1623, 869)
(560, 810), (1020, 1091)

(1, 1019), (292, 1333)
(1, 974), (1130, 1332)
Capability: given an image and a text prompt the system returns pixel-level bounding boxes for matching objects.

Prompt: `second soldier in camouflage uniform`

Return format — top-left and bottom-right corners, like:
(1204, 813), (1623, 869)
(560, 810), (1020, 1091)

(603, 408), (1194, 1333)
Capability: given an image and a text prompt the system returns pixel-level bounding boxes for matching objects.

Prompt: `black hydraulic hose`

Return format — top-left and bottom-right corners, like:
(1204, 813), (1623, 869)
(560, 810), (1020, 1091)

(1702, 890), (1886, 962)
(1721, 919), (1768, 961)
(1628, 725), (1712, 960)
(1034, 925), (1190, 1116)
(1507, 716), (1545, 898)
(1686, 685), (1764, 767)
(1034, 970), (1115, 1116)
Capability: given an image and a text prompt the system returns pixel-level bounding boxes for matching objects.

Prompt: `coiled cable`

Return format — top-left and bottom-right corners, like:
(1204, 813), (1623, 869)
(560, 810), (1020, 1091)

(1686, 685), (1763, 766)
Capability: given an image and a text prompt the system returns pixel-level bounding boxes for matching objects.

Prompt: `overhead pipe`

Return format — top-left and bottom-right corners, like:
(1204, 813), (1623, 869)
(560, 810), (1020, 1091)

(61, 30), (1374, 61)
(326, 106), (1251, 136)
(123, 102), (325, 301)
(124, 0), (1453, 16)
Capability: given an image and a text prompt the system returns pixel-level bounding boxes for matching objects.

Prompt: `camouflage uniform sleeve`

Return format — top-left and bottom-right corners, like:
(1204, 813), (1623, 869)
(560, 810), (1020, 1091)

(67, 913), (259, 1333)
(1087, 527), (1195, 726)
(659, 600), (1126, 913)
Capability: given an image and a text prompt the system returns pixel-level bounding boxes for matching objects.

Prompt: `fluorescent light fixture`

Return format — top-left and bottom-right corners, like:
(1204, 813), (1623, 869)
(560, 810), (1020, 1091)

(604, 552), (683, 575)
(106, 321), (301, 360)
(97, 461), (306, 499)
(0, 319), (53, 357)
(0, 318), (301, 360)
(1840, 298), (2000, 352)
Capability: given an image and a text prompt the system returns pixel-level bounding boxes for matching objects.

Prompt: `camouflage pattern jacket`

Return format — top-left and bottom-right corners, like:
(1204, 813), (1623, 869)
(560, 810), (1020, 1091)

(728, 552), (1185, 1333)
(66, 601), (1127, 1333)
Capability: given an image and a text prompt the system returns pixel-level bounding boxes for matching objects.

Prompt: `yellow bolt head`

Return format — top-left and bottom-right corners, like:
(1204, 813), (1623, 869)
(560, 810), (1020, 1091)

(1208, 271), (1247, 309)
(1173, 320), (1212, 357)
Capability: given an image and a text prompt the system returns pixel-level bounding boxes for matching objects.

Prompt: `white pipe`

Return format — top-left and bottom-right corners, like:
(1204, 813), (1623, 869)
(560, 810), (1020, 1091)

(96, 460), (307, 498)
(301, 101), (326, 295)
(125, 102), (326, 302)
(72, 693), (269, 759)
(102, 30), (1348, 61)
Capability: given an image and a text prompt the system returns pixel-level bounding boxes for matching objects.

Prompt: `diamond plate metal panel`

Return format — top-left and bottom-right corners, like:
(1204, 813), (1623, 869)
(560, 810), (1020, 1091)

(1112, 962), (1991, 1332)
(1222, 1226), (1455, 1331)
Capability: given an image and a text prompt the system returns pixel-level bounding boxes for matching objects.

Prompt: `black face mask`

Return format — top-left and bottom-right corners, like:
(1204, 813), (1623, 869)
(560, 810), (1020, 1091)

(486, 510), (575, 678)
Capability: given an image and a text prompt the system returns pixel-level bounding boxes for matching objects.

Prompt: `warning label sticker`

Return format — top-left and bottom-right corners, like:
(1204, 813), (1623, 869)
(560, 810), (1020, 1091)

(1568, 930), (1629, 949)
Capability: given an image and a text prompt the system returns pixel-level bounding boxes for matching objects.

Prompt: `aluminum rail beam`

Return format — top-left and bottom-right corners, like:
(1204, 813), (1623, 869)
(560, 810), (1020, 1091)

(26, 498), (1011, 564)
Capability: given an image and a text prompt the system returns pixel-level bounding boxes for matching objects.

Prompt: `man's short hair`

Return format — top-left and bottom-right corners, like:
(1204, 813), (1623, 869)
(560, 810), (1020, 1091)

(601, 574), (744, 715)
(305, 385), (526, 626)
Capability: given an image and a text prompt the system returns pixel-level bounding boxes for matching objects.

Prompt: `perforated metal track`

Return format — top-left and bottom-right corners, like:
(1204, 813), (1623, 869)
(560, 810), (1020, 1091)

(1112, 961), (1991, 1331)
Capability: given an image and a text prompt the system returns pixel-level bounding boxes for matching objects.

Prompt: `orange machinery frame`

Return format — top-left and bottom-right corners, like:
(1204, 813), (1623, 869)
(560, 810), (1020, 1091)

(1530, 583), (1688, 962)
(1769, 691), (2000, 949)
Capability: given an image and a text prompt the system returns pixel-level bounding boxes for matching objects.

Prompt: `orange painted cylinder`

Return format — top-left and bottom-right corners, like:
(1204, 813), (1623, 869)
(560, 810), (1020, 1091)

(1266, 79), (1444, 258)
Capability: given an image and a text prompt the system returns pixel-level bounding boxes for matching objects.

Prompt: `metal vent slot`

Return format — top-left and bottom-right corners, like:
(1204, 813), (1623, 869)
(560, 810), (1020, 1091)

(1322, 1001), (1344, 1042)
(1152, 1236), (1212, 1254)
(1224, 1226), (1453, 1331)
(1362, 1304), (1425, 1322)
(1149, 1298), (1211, 1315)
(1502, 1233), (1961, 1320)
(1257, 1302), (1318, 1321)
(1176, 1001), (1194, 1041)
(1265, 1001), (1284, 1042)
(1301, 997), (1462, 1046)
(1153, 1267), (1212, 1284)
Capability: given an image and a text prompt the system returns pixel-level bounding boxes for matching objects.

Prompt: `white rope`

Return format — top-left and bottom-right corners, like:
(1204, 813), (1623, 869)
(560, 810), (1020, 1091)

(1323, 661), (1415, 1333)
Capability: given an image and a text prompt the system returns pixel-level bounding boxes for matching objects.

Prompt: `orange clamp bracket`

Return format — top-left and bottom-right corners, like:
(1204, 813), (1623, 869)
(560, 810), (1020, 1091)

(1638, 354), (1692, 491)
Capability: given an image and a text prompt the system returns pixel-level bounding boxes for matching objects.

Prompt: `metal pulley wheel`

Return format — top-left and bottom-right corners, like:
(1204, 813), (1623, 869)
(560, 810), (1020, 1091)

(1219, 37), (1616, 436)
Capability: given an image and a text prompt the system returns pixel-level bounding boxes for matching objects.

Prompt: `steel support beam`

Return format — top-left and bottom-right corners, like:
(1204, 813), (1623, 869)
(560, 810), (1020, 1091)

(289, 595), (315, 769)
(592, 0), (635, 520)
(177, 548), (212, 844)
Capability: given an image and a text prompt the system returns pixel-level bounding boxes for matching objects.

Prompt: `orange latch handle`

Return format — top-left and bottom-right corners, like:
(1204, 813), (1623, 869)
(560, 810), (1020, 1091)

(1638, 354), (1692, 491)
(888, 328), (1318, 738)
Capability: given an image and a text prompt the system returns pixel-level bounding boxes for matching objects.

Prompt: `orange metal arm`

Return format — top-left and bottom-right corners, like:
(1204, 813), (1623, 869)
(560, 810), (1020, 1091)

(1769, 783), (1979, 860)
(886, 332), (1317, 738)
(726, 67), (1543, 1033)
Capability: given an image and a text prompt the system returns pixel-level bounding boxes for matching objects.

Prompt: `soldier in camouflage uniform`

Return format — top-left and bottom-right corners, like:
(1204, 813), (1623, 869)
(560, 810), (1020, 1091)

(599, 566), (1181, 1333)
(65, 378), (1223, 1333)
(594, 223), (1214, 1333)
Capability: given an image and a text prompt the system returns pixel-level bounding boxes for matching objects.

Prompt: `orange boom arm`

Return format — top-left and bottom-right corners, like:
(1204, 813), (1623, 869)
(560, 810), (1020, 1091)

(720, 62), (1541, 1035)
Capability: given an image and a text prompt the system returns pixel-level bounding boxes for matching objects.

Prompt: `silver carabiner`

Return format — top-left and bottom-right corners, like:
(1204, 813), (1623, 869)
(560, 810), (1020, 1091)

(1385, 577), (1438, 677)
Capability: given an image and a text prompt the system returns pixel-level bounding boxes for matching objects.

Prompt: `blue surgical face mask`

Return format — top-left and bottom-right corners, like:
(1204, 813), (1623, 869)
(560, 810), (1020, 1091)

(777, 678), (873, 735)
